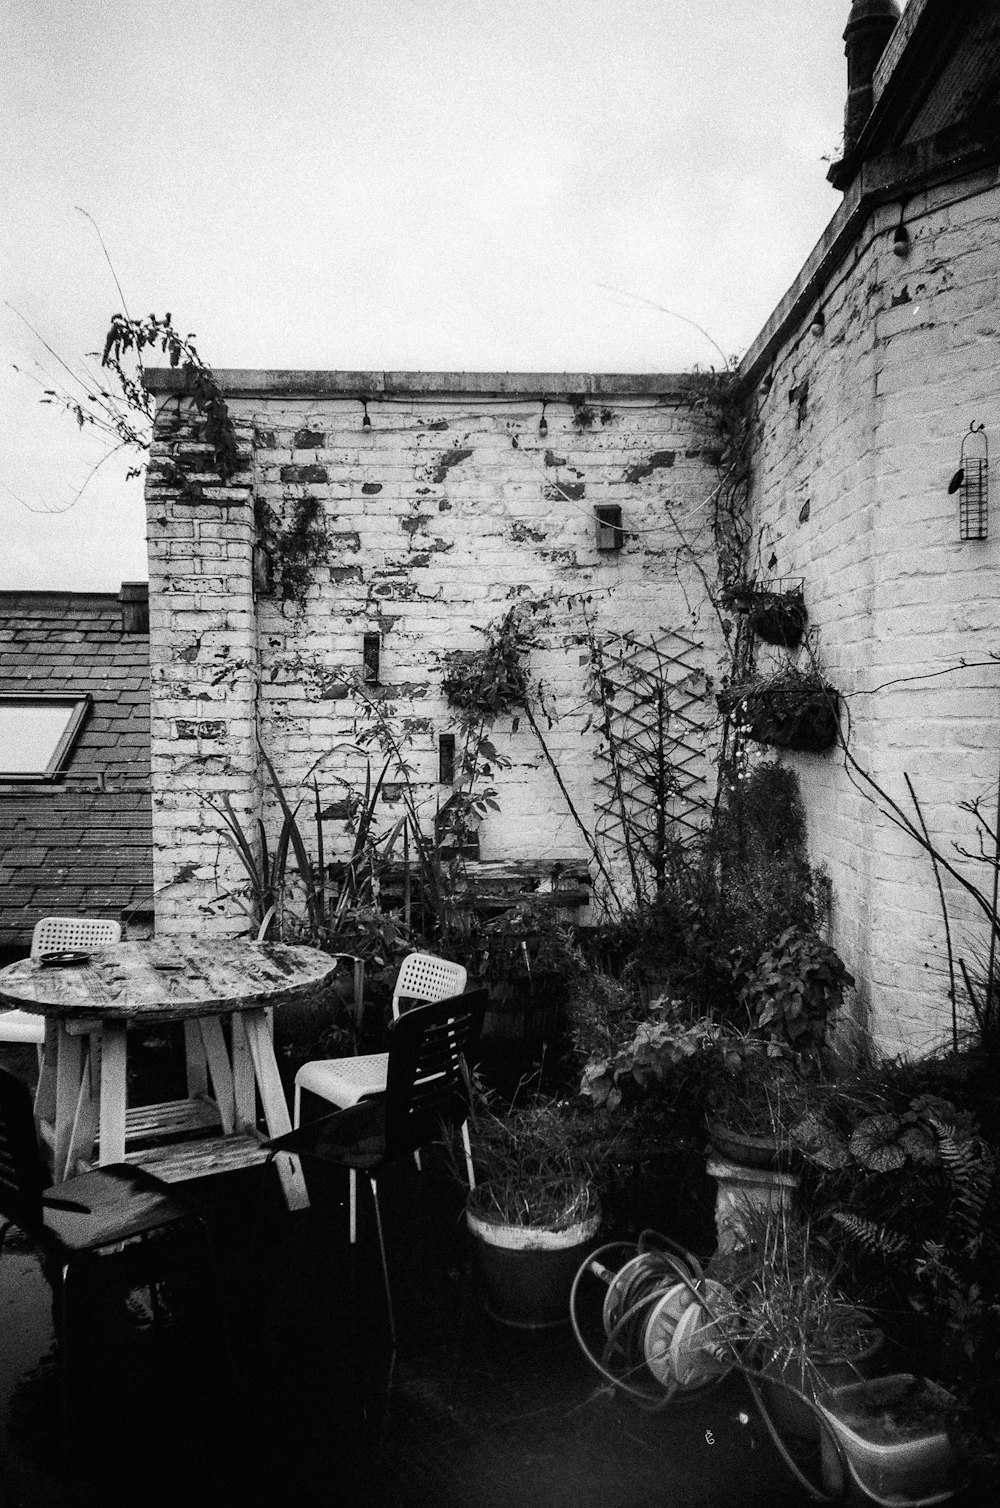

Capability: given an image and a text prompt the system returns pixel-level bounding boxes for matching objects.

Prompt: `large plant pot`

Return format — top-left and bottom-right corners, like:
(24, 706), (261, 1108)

(466, 1201), (601, 1329)
(817, 1374), (956, 1506)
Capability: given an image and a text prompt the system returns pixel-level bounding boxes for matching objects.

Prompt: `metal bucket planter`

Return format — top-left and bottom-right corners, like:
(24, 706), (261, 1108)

(466, 1197), (601, 1329)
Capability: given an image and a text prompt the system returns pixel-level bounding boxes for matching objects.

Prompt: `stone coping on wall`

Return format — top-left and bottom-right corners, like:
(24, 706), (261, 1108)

(741, 133), (1000, 386)
(144, 369), (700, 400)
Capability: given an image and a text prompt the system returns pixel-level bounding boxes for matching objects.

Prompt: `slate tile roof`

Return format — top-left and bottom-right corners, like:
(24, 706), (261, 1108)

(0, 587), (153, 947)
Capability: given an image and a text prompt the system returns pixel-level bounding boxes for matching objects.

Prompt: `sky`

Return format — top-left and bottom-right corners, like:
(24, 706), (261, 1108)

(1, 0), (881, 592)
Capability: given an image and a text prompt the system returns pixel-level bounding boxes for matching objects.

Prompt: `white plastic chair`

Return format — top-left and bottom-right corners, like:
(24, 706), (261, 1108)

(292, 951), (470, 1228)
(0, 917), (122, 1055)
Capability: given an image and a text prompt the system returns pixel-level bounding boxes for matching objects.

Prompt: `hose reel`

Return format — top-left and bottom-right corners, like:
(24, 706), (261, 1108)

(571, 1230), (736, 1410)
(570, 1229), (853, 1503)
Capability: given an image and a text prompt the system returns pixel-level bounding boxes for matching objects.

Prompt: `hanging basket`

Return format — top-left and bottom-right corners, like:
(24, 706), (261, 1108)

(748, 590), (807, 648)
(720, 581), (807, 648)
(718, 675), (840, 753)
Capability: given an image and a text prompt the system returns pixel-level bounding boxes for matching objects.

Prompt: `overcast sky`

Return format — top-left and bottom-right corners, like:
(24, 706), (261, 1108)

(1, 1), (879, 592)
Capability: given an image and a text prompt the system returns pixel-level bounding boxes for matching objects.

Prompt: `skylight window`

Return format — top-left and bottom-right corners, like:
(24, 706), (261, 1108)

(0, 695), (91, 781)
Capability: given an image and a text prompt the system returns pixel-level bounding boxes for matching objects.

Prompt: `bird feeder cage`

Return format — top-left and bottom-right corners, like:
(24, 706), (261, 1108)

(952, 423), (988, 541)
(595, 504), (624, 551)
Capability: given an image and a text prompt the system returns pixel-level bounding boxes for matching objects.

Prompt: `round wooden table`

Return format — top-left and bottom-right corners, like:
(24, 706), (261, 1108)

(0, 938), (342, 1209)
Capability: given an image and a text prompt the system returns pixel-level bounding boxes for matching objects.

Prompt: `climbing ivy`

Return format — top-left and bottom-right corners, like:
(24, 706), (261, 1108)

(254, 495), (328, 605)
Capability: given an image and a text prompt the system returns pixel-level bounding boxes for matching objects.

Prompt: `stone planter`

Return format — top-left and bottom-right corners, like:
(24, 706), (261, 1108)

(706, 1117), (797, 1172)
(466, 1199), (601, 1329)
(705, 1157), (800, 1256)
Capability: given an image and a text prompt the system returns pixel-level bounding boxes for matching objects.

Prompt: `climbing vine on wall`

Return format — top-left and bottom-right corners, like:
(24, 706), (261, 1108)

(254, 496), (328, 605)
(39, 309), (241, 505)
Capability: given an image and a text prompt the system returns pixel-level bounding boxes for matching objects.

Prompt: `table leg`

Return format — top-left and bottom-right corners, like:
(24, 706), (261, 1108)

(243, 1009), (309, 1211)
(183, 1018), (209, 1098)
(53, 1025), (84, 1183)
(198, 1017), (235, 1133)
(230, 1013), (256, 1132)
(98, 1022), (128, 1165)
(65, 1036), (101, 1176)
(34, 1018), (59, 1123)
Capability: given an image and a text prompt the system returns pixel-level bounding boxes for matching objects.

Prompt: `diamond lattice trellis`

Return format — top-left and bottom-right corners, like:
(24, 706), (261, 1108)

(591, 627), (715, 900)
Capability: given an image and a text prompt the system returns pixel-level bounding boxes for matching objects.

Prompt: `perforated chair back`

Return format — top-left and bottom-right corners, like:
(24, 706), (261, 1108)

(0, 1068), (48, 1236)
(391, 952), (467, 1020)
(31, 917), (121, 957)
(383, 988), (486, 1158)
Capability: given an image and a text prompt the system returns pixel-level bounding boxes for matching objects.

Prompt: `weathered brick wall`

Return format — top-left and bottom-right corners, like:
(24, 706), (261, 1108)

(145, 375), (726, 934)
(146, 415), (259, 934)
(746, 168), (1000, 1055)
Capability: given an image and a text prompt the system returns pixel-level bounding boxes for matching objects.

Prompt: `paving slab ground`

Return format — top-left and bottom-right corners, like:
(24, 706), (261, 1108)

(0, 1145), (829, 1508)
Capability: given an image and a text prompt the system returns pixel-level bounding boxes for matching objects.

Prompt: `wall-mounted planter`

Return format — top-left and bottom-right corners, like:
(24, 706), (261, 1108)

(718, 671), (839, 753)
(720, 581), (807, 647)
(749, 590), (807, 647)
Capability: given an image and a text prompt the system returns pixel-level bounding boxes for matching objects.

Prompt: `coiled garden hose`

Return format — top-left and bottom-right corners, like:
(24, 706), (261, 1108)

(570, 1229), (851, 1503)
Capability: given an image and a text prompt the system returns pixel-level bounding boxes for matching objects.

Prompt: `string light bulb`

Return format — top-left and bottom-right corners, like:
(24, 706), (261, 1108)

(361, 399), (372, 429)
(810, 307), (826, 338)
(538, 400), (548, 437)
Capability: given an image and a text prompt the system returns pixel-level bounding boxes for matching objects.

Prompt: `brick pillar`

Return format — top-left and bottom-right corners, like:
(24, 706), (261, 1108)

(145, 395), (260, 936)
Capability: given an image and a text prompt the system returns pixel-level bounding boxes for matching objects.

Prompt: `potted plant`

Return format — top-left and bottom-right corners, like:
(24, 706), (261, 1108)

(705, 1054), (806, 1170)
(718, 666), (840, 753)
(705, 926), (852, 1167)
(464, 1092), (603, 1329)
(716, 1211), (884, 1444)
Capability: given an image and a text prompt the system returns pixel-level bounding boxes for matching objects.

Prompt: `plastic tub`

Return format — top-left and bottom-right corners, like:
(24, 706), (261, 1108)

(817, 1373), (956, 1506)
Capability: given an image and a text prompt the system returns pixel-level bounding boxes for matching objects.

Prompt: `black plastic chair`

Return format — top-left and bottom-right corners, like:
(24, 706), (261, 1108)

(0, 1065), (220, 1420)
(267, 988), (486, 1345)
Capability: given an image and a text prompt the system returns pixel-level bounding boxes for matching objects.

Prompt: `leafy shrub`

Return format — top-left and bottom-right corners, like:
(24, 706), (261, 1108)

(739, 926), (853, 1067)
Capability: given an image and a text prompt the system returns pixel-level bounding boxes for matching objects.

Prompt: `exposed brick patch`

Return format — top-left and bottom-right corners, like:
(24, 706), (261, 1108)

(624, 451), (676, 482)
(174, 719), (226, 740)
(280, 464), (328, 483)
(429, 448), (473, 483)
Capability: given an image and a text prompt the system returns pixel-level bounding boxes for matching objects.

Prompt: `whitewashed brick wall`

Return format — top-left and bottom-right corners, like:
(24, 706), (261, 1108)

(745, 168), (1000, 1055)
(145, 376), (725, 934)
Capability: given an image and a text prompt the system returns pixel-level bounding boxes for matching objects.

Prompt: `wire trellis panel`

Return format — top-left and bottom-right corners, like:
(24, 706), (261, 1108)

(591, 627), (716, 900)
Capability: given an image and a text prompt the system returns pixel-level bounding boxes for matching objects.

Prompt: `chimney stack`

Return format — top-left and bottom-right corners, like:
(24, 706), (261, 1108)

(842, 0), (901, 158)
(120, 581), (149, 635)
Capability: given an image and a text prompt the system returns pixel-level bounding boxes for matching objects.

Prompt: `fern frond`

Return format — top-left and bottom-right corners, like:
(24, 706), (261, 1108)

(831, 1210), (909, 1259)
(926, 1113), (995, 1236)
